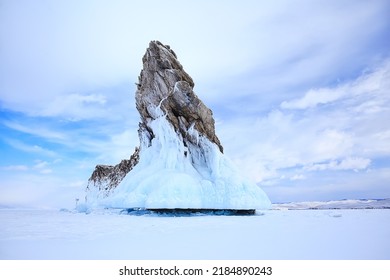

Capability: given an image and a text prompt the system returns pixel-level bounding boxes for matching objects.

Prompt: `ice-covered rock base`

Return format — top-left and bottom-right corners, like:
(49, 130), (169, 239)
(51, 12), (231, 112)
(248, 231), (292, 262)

(87, 110), (271, 210)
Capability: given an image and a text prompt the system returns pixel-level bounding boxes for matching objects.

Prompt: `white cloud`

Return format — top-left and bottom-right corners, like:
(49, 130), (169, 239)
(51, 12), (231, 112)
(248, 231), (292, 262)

(290, 174), (306, 181)
(281, 60), (389, 110)
(33, 160), (52, 174)
(4, 139), (57, 157)
(3, 117), (139, 164)
(1, 165), (29, 171)
(219, 60), (390, 193)
(39, 169), (53, 174)
(310, 129), (354, 160)
(306, 157), (371, 172)
(337, 157), (372, 171)
(39, 93), (107, 119)
(33, 160), (49, 169)
(3, 121), (66, 140)
(1, 0), (389, 118)
(106, 129), (139, 162)
(1, 160), (55, 175)
(281, 87), (346, 109)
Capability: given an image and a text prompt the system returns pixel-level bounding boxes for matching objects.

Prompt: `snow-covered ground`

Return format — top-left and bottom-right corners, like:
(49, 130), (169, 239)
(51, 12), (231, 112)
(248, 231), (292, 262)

(1, 199), (389, 260)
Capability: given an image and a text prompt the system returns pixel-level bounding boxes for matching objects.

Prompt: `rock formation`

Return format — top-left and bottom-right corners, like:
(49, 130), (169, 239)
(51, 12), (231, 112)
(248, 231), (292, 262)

(86, 147), (139, 197)
(135, 41), (223, 153)
(86, 40), (271, 210)
(87, 40), (222, 196)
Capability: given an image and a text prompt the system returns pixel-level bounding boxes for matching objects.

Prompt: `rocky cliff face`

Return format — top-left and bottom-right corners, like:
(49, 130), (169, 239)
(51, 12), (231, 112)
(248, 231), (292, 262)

(87, 40), (222, 196)
(87, 147), (139, 197)
(135, 40), (223, 153)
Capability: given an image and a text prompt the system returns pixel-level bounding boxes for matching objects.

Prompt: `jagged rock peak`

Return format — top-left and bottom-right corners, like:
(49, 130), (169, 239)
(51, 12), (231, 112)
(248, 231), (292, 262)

(136, 40), (223, 153)
(86, 41), (223, 196)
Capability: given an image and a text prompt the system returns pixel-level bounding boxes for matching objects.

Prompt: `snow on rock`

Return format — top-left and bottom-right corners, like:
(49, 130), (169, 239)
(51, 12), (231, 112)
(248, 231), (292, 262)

(86, 40), (271, 210)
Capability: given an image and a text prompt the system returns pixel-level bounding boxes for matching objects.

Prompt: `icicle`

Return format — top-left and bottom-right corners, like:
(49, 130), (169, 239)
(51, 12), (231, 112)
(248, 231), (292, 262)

(187, 122), (199, 145)
(154, 96), (168, 117)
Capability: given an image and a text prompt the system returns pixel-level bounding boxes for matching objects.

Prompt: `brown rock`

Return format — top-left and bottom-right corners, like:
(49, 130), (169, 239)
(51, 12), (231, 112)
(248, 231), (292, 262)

(136, 40), (223, 152)
(87, 147), (139, 197)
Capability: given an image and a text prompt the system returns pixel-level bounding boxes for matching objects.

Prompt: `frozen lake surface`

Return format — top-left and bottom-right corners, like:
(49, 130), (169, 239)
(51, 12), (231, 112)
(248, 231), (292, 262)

(1, 200), (389, 260)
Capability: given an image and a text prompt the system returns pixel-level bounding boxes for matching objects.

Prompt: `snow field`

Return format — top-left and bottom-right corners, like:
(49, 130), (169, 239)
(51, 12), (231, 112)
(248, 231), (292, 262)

(1, 208), (389, 260)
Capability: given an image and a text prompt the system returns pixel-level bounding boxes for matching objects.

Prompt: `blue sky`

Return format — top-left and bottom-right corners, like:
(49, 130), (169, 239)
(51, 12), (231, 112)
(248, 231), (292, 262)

(1, 0), (390, 208)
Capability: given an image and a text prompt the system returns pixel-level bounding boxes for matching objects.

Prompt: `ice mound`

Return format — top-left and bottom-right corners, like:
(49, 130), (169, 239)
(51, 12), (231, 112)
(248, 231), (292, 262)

(88, 107), (270, 210)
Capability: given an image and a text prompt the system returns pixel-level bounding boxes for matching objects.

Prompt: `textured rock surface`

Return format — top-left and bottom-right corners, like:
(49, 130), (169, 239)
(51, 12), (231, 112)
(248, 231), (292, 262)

(136, 40), (223, 152)
(87, 147), (139, 197)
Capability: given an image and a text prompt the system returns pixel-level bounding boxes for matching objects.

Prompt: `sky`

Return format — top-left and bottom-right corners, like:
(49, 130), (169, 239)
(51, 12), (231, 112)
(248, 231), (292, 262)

(1, 0), (389, 208)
